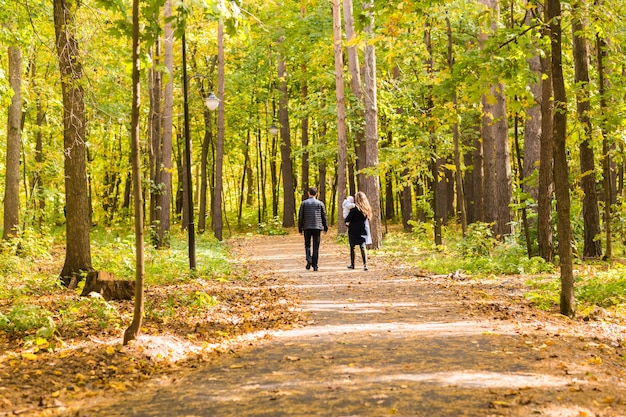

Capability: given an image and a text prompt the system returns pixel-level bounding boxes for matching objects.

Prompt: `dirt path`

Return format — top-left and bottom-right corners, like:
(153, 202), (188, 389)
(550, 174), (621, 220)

(76, 234), (626, 416)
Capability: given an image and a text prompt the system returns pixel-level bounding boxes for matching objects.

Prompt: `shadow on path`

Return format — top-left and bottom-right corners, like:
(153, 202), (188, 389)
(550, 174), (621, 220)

(79, 234), (625, 417)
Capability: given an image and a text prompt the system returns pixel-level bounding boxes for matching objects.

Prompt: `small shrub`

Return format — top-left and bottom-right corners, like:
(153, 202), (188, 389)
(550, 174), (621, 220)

(0, 303), (56, 334)
(257, 217), (287, 236)
(457, 222), (496, 257)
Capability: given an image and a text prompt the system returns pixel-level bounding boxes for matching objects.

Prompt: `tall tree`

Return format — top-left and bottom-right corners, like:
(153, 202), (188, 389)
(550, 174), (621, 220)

(333, 0), (348, 234)
(523, 1), (542, 244)
(572, 1), (602, 259)
(342, 0), (366, 189)
(53, 0), (94, 285)
(277, 51), (296, 228)
(446, 16), (467, 235)
(124, 0), (145, 345)
(213, 14), (225, 241)
(362, 0), (382, 249)
(548, 0), (575, 317)
(157, 0), (175, 248)
(4, 45), (22, 239)
(537, 1), (554, 262)
(480, 0), (511, 237)
(597, 21), (612, 259)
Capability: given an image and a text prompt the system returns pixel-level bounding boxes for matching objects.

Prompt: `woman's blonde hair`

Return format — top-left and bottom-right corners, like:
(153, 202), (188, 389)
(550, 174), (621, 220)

(354, 191), (372, 220)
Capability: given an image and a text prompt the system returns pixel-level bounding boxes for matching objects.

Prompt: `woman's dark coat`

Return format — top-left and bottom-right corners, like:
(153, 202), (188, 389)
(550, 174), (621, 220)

(345, 207), (367, 246)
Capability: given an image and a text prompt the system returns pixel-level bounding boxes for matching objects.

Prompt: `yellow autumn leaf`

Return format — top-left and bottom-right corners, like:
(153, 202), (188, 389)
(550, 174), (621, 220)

(51, 391), (61, 398)
(105, 346), (116, 356)
(21, 352), (38, 361)
(108, 381), (126, 391)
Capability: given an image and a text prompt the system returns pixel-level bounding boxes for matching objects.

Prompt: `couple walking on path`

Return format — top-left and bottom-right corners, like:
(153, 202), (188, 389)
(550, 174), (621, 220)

(298, 187), (372, 271)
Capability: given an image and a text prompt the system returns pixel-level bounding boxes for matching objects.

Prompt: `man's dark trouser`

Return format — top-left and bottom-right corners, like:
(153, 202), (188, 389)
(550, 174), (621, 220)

(303, 229), (322, 267)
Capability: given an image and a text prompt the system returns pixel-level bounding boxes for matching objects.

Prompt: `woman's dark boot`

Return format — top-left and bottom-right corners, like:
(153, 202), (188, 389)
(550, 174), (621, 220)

(347, 246), (355, 269)
(360, 244), (368, 271)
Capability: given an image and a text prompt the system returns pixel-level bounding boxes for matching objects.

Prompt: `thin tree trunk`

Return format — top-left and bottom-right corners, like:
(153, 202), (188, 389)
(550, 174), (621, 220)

(158, 0), (174, 248)
(123, 0), (145, 345)
(148, 40), (162, 246)
(538, 13), (554, 262)
(54, 0), (94, 286)
(548, 0), (575, 317)
(573, 3), (602, 259)
(4, 45), (22, 239)
(362, 0), (382, 249)
(277, 53), (296, 228)
(333, 0), (348, 234)
(213, 17), (225, 240)
(597, 29), (612, 259)
(32, 58), (46, 231)
(343, 0), (366, 188)
(524, 2), (542, 214)
(446, 17), (467, 235)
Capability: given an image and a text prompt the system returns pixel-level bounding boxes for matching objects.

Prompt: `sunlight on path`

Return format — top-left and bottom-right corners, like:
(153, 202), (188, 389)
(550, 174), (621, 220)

(79, 234), (622, 417)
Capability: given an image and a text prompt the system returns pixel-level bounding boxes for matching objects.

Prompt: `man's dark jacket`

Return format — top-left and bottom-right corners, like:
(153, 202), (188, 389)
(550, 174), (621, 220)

(298, 197), (328, 233)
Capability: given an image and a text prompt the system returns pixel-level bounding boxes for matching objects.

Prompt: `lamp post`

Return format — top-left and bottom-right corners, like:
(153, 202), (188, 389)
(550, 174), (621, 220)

(182, 26), (219, 269)
(269, 122), (279, 137)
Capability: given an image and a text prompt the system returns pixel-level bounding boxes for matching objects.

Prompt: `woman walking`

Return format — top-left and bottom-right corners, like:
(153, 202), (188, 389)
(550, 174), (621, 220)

(345, 191), (372, 271)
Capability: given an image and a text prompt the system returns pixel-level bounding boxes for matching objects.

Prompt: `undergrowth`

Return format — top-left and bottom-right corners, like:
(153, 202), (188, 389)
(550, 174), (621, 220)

(380, 222), (626, 316)
(0, 225), (233, 344)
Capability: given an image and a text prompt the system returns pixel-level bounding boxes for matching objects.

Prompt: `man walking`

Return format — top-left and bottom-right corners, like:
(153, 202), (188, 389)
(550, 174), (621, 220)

(298, 187), (328, 271)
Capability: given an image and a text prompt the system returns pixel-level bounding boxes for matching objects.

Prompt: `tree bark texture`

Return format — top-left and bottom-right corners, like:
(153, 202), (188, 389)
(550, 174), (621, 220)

(548, 0), (575, 317)
(124, 0), (145, 345)
(362, 0), (382, 249)
(343, 0), (366, 189)
(158, 0), (174, 247)
(572, 6), (602, 259)
(277, 54), (296, 228)
(538, 17), (554, 262)
(333, 0), (348, 234)
(523, 1), (542, 209)
(213, 18), (225, 240)
(53, 0), (94, 285)
(597, 29), (612, 259)
(4, 46), (22, 240)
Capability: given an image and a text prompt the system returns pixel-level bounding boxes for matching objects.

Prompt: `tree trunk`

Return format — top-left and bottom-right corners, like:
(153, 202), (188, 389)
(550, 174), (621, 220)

(4, 45), (22, 240)
(446, 17), (467, 235)
(538, 14), (554, 262)
(213, 17), (225, 240)
(548, 0), (575, 317)
(343, 0), (366, 188)
(597, 27), (612, 259)
(362, 0), (382, 249)
(32, 58), (46, 231)
(148, 40), (162, 246)
(53, 0), (94, 286)
(333, 0), (348, 233)
(158, 0), (174, 248)
(572, 4), (602, 259)
(524, 2), (542, 213)
(124, 0), (145, 345)
(277, 54), (296, 228)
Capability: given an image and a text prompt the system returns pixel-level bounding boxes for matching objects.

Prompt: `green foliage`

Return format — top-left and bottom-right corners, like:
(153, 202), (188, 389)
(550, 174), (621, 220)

(58, 295), (122, 330)
(257, 217), (287, 236)
(524, 277), (561, 311)
(0, 304), (55, 334)
(575, 266), (626, 308)
(457, 222), (496, 257)
(526, 264), (626, 311)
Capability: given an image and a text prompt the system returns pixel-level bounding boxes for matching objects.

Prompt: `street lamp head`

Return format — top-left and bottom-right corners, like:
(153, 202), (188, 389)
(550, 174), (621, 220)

(205, 92), (220, 111)
(269, 122), (279, 136)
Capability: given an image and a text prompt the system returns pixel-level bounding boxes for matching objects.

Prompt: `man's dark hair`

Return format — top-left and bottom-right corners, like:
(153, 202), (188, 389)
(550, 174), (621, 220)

(308, 187), (317, 196)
